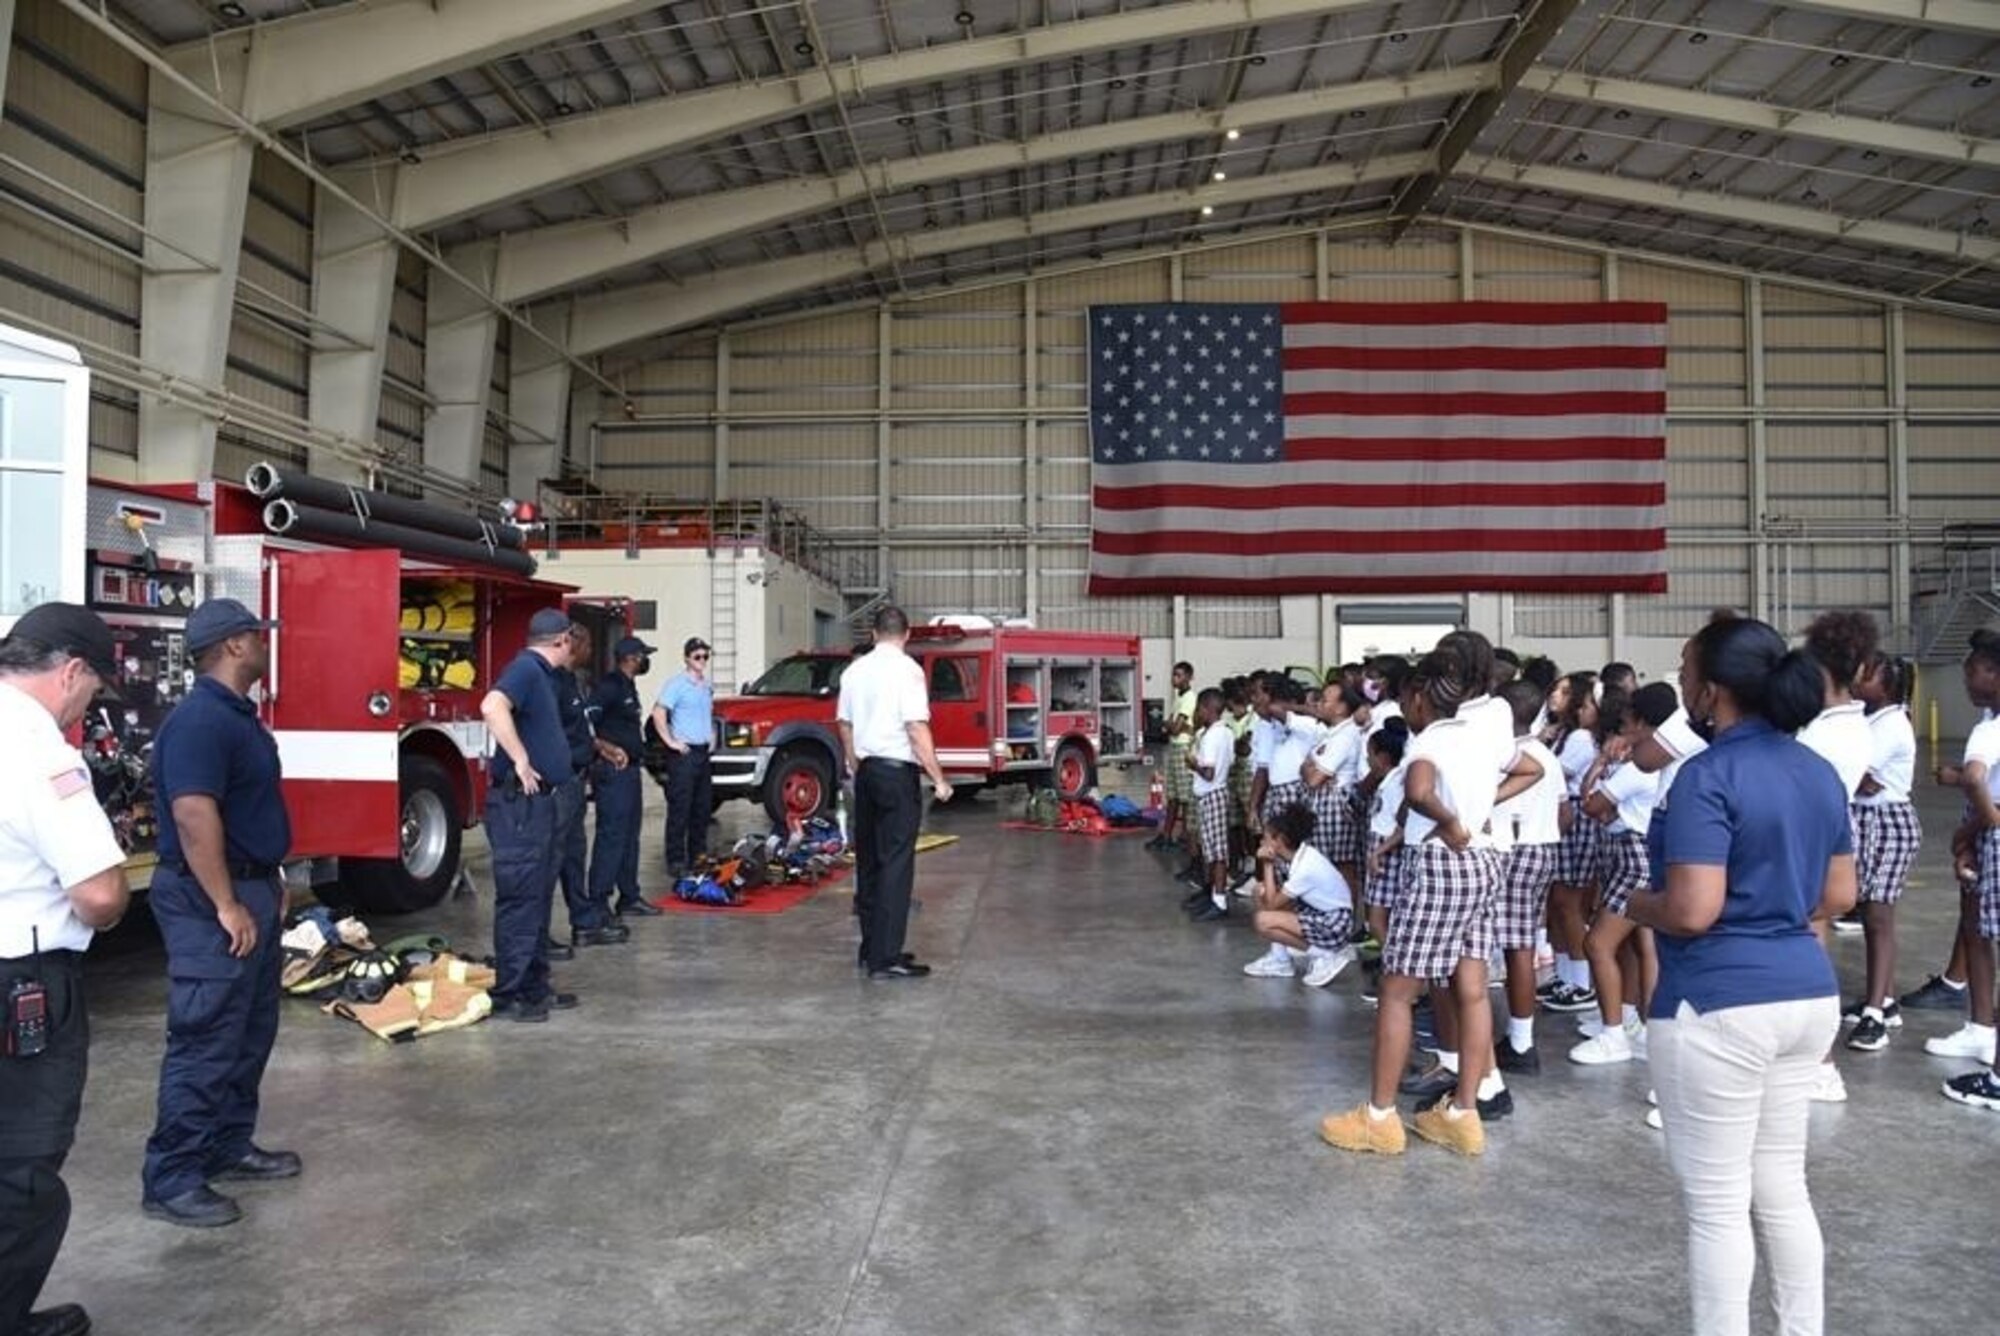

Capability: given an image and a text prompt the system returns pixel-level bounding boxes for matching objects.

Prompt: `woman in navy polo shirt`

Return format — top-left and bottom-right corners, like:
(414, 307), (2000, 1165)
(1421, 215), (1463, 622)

(1626, 617), (1857, 1336)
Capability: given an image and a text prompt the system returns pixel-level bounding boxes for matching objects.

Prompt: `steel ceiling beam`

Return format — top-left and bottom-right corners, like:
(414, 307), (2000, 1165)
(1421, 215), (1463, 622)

(1770, 0), (2000, 39)
(1458, 155), (2000, 270)
(1388, 0), (1582, 240)
(565, 152), (1430, 355)
(469, 64), (1492, 304)
(1520, 68), (2000, 171)
(387, 0), (1393, 231)
(167, 0), (662, 130)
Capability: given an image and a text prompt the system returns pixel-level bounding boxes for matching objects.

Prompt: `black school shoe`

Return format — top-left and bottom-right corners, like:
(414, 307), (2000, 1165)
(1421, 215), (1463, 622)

(869, 960), (932, 980)
(24, 1305), (91, 1336)
(142, 1185), (242, 1229)
(1847, 1014), (1891, 1052)
(1398, 1063), (1459, 1102)
(1188, 900), (1229, 923)
(573, 924), (632, 947)
(1495, 1039), (1542, 1076)
(1898, 975), (1967, 1012)
(1422, 1086), (1515, 1123)
(211, 1145), (302, 1182)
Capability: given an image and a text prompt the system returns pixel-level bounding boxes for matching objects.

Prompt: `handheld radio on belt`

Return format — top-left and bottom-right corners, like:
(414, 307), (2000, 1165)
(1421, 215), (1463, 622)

(5, 927), (50, 1058)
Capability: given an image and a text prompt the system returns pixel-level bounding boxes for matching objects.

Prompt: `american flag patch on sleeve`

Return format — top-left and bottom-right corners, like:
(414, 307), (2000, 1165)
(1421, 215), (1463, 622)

(50, 767), (92, 800)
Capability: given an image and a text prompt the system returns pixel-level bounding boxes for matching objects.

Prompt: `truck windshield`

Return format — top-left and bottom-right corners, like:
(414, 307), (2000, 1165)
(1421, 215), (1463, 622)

(744, 655), (848, 697)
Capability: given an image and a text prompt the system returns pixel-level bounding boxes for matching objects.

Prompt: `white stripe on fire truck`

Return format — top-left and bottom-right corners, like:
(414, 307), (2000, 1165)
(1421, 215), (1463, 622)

(272, 731), (400, 783)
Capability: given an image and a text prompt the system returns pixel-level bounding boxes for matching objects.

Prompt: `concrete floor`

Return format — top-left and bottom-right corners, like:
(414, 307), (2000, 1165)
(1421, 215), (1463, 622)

(44, 778), (2000, 1335)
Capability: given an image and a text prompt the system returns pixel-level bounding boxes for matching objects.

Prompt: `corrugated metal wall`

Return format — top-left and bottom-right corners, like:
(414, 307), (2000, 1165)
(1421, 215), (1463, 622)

(597, 226), (2000, 657)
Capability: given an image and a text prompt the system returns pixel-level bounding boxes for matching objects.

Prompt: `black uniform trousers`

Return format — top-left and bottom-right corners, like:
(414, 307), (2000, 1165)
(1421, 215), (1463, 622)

(485, 785), (561, 1005)
(588, 762), (644, 910)
(0, 950), (86, 1333)
(142, 868), (283, 1203)
(554, 776), (606, 932)
(854, 758), (922, 971)
(662, 744), (712, 872)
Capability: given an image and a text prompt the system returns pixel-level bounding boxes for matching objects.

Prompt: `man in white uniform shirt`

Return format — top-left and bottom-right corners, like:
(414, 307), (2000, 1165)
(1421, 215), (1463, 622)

(0, 604), (132, 1336)
(837, 607), (953, 980)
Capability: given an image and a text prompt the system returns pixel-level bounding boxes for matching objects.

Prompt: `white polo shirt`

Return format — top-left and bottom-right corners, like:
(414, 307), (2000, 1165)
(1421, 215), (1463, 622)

(1282, 841), (1353, 914)
(1402, 715), (1497, 845)
(1192, 719), (1234, 798)
(1307, 717), (1366, 789)
(835, 641), (929, 763)
(1857, 705), (1915, 807)
(0, 682), (125, 957)
(1493, 736), (1564, 847)
(1796, 700), (1871, 799)
(1595, 760), (1661, 837)
(1268, 711), (1319, 787)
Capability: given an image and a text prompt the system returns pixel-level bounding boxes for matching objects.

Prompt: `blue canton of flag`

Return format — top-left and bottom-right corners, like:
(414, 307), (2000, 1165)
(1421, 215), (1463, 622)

(1090, 303), (1284, 464)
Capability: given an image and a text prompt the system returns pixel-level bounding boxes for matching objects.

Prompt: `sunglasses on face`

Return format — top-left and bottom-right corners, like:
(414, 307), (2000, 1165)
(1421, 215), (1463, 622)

(690, 653), (710, 661)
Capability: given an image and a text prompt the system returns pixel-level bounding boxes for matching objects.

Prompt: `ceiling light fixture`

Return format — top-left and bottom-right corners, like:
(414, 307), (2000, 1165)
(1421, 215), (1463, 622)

(1248, 54), (1267, 66)
(398, 147), (420, 166)
(1688, 31), (1709, 45)
(1572, 151), (1589, 163)
(1975, 75), (1994, 88)
(1200, 205), (1215, 216)
(1830, 54), (1850, 67)
(954, 9), (974, 24)
(1224, 127), (1241, 141)
(1736, 128), (1754, 140)
(555, 100), (574, 115)
(1348, 109), (1366, 119)
(896, 114), (915, 126)
(1109, 77), (1127, 89)
(1389, 32), (1407, 44)
(1861, 148), (1879, 160)
(218, 2), (247, 18)
(1802, 186), (1819, 201)
(1687, 169), (1705, 181)
(1212, 170), (1226, 181)
(1613, 108), (1630, 120)
(794, 40), (814, 56)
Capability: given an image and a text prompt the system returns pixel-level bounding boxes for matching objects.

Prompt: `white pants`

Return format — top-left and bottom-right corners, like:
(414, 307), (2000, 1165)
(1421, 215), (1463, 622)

(1651, 996), (1841, 1336)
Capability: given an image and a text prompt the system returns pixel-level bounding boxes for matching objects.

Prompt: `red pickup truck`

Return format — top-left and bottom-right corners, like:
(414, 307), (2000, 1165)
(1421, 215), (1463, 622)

(702, 623), (1143, 824)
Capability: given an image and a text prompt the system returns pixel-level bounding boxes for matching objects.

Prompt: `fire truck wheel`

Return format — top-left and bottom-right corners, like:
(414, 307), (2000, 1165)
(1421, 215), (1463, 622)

(765, 748), (833, 826)
(1052, 740), (1096, 801)
(342, 755), (464, 915)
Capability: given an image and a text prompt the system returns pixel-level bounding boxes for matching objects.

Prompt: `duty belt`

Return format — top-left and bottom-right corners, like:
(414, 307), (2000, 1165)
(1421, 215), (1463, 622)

(162, 859), (280, 881)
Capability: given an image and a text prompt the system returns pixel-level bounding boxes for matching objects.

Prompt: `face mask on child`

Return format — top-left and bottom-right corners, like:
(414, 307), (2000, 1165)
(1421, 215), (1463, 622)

(1361, 679), (1382, 703)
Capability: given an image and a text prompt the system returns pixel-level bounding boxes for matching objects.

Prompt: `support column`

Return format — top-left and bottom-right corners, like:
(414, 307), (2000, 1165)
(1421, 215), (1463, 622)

(1746, 278), (1770, 623)
(419, 242), (501, 494)
(1604, 251), (1625, 661)
(1023, 278), (1038, 622)
(506, 304), (573, 499)
(1316, 229), (1333, 660)
(1886, 304), (1912, 642)
(0, 2), (18, 109)
(306, 166), (402, 482)
(138, 65), (255, 480)
(875, 304), (892, 601)
(713, 331), (731, 501)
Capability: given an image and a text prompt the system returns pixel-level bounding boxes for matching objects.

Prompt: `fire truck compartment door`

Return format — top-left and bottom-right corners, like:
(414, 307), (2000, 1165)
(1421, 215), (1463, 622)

(267, 548), (401, 859)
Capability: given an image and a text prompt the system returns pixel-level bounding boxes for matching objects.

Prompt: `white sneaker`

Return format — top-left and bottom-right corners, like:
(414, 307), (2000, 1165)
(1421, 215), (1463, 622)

(1569, 1030), (1634, 1065)
(1242, 949), (1295, 978)
(1577, 1014), (1608, 1038)
(1230, 874), (1259, 900)
(1646, 1087), (1658, 1106)
(1810, 1063), (1848, 1104)
(1645, 1106), (1664, 1131)
(1302, 947), (1354, 988)
(1924, 1024), (1999, 1063)
(1628, 1024), (1649, 1063)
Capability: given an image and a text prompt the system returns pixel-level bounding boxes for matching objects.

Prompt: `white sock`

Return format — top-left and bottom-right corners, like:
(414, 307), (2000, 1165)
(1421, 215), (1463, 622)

(1441, 1101), (1470, 1121)
(1437, 1050), (1460, 1074)
(1477, 1068), (1505, 1099)
(1943, 976), (1967, 992)
(1211, 892), (1227, 911)
(1366, 1103), (1395, 1121)
(1621, 1003), (1641, 1028)
(1553, 949), (1572, 978)
(1263, 942), (1289, 961)
(1507, 1016), (1535, 1051)
(1563, 957), (1590, 988)
(1971, 1022), (1997, 1039)
(1861, 1006), (1883, 1022)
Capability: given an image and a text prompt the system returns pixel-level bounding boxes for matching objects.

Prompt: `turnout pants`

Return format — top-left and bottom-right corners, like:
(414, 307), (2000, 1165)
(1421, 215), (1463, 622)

(588, 762), (645, 910)
(142, 869), (283, 1203)
(855, 758), (922, 970)
(555, 776), (606, 932)
(663, 745), (713, 871)
(0, 950), (86, 1332)
(485, 786), (561, 1006)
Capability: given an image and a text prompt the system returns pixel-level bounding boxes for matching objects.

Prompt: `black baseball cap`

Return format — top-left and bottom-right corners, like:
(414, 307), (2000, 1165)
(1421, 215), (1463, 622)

(8, 602), (120, 686)
(684, 637), (711, 657)
(185, 597), (278, 655)
(613, 636), (656, 659)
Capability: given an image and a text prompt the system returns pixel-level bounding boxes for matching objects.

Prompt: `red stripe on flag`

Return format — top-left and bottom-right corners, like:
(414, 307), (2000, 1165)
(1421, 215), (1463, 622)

(1284, 390), (1667, 416)
(1089, 573), (1670, 596)
(1282, 436), (1664, 463)
(1091, 481), (1666, 511)
(1280, 300), (1669, 326)
(1282, 344), (1667, 371)
(1090, 527), (1667, 556)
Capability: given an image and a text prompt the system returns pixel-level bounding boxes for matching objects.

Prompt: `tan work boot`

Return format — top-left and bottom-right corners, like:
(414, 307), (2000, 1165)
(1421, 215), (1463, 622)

(1319, 1104), (1407, 1155)
(1412, 1101), (1486, 1155)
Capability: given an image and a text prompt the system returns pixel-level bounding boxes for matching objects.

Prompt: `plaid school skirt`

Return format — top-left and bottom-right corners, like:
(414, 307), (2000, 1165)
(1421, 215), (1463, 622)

(1365, 842), (1408, 911)
(1979, 828), (2000, 940)
(1164, 739), (1194, 803)
(1194, 788), (1231, 866)
(1856, 802), (1921, 906)
(1229, 756), (1254, 826)
(1495, 842), (1559, 951)
(1556, 816), (1601, 887)
(1297, 903), (1356, 952)
(1306, 782), (1364, 867)
(1595, 829), (1650, 918)
(1382, 842), (1498, 983)
(1262, 780), (1306, 826)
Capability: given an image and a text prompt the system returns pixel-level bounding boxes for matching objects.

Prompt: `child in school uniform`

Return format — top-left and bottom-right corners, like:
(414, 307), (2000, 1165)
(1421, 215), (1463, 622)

(1303, 681), (1369, 892)
(1941, 632), (2000, 1111)
(1223, 678), (1257, 880)
(1360, 719), (1412, 952)
(1320, 644), (1499, 1157)
(1571, 690), (1662, 1066)
(1242, 802), (1358, 987)
(1184, 688), (1237, 921)
(1491, 679), (1565, 1075)
(1543, 673), (1603, 1013)
(1846, 655), (1920, 1053)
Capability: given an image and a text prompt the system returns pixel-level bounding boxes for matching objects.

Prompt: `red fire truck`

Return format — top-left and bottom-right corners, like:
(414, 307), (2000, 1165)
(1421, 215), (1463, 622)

(707, 619), (1142, 824)
(83, 468), (627, 915)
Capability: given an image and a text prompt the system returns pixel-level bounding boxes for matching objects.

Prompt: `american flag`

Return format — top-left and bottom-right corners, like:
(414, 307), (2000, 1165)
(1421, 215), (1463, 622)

(1086, 301), (1669, 595)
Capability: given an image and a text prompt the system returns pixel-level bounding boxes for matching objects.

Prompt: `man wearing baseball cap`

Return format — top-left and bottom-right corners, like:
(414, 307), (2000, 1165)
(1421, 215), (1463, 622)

(588, 636), (659, 919)
(142, 596), (296, 1229)
(477, 608), (579, 1022)
(650, 636), (716, 879)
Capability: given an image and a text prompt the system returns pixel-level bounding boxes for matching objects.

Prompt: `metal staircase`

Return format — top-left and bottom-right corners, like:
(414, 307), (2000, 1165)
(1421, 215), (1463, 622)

(709, 539), (739, 690)
(1915, 531), (2000, 659)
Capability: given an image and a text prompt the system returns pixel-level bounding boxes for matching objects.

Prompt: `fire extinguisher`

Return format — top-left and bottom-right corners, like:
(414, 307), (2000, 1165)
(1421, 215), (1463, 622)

(1148, 771), (1166, 810)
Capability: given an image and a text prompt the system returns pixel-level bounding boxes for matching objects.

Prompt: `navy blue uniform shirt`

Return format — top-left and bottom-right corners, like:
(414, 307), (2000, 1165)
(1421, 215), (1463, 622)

(1647, 717), (1849, 1019)
(490, 650), (575, 788)
(557, 668), (595, 770)
(151, 676), (291, 868)
(590, 670), (644, 756)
